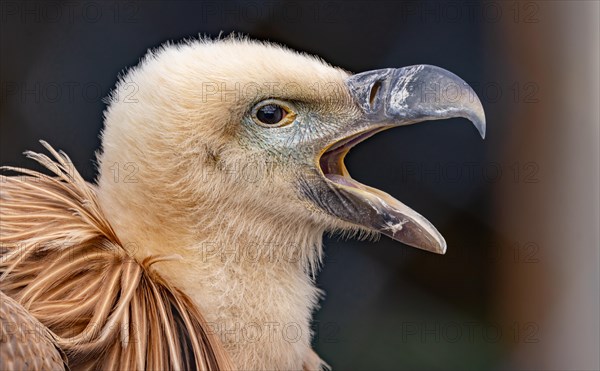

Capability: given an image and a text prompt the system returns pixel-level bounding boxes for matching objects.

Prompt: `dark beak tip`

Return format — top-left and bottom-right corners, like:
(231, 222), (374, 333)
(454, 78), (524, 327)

(475, 116), (486, 139)
(439, 242), (448, 255)
(475, 104), (487, 140)
(462, 96), (486, 140)
(387, 220), (448, 255)
(405, 239), (447, 255)
(428, 239), (447, 255)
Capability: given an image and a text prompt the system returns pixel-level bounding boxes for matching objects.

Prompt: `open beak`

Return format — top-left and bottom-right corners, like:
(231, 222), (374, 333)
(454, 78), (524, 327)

(316, 65), (485, 254)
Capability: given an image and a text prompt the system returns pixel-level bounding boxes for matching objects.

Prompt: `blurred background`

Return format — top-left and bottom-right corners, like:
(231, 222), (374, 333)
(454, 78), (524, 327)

(1, 1), (598, 369)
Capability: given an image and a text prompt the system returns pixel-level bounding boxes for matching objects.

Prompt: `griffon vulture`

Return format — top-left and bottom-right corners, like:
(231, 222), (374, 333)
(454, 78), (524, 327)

(0, 37), (485, 370)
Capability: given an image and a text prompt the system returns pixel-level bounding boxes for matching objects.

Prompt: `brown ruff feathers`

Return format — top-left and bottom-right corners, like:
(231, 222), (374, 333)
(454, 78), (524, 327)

(0, 141), (233, 370)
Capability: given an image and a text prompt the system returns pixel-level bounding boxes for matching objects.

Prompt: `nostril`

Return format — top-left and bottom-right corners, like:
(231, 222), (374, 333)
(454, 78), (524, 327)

(368, 80), (382, 108)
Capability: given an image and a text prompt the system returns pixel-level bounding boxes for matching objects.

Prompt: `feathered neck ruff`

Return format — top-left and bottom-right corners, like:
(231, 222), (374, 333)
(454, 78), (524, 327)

(0, 142), (233, 370)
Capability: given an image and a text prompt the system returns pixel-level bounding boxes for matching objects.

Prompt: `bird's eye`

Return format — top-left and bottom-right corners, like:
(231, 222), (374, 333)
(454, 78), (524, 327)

(257, 104), (285, 124)
(251, 100), (296, 128)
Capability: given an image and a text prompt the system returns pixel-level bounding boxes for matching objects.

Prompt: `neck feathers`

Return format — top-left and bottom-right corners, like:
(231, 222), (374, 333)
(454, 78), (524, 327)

(0, 143), (232, 369)
(1, 142), (327, 369)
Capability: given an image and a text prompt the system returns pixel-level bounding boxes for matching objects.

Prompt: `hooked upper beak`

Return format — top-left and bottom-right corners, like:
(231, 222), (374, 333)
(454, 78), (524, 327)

(314, 65), (486, 254)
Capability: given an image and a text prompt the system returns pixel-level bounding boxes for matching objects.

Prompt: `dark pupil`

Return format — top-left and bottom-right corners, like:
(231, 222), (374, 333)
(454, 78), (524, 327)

(257, 104), (284, 125)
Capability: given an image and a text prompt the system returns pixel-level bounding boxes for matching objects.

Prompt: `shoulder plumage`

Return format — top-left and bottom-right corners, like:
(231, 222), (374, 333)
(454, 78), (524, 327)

(0, 290), (68, 370)
(0, 142), (232, 370)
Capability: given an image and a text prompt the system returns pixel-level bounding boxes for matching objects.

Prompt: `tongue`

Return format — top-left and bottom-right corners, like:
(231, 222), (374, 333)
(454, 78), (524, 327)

(325, 174), (360, 188)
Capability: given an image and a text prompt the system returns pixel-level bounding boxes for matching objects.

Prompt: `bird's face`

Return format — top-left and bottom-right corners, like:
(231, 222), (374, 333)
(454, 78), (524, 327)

(237, 67), (484, 254)
(101, 39), (484, 255)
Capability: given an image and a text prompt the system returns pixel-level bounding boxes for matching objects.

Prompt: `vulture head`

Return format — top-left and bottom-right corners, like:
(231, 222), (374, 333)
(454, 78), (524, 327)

(95, 37), (484, 368)
(99, 37), (484, 257)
